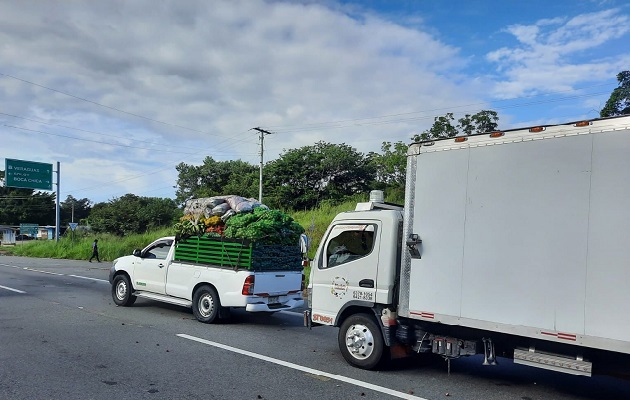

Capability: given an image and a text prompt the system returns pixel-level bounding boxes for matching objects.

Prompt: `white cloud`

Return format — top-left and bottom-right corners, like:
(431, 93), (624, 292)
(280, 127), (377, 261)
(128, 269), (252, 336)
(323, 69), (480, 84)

(487, 8), (630, 99)
(0, 0), (480, 203)
(2, 1), (626, 207)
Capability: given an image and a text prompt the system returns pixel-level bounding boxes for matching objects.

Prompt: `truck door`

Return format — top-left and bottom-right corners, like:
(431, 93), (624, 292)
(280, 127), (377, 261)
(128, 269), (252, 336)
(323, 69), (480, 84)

(310, 222), (380, 325)
(133, 238), (173, 294)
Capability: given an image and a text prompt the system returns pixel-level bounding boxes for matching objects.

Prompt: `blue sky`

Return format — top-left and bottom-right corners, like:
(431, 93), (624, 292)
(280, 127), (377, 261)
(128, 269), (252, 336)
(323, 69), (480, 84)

(0, 0), (628, 205)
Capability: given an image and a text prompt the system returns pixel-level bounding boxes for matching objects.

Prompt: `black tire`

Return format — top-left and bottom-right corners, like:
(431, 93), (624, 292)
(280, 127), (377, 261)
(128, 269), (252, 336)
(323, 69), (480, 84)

(112, 275), (136, 306)
(192, 285), (220, 323)
(338, 313), (387, 370)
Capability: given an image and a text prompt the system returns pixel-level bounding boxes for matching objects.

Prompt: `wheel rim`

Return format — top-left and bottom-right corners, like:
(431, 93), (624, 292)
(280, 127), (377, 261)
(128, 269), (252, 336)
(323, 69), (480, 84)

(344, 323), (374, 360)
(116, 280), (128, 300)
(198, 293), (215, 318)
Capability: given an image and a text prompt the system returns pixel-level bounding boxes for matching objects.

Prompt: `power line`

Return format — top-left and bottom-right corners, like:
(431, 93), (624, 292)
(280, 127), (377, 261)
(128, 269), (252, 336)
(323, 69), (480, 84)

(3, 124), (201, 155)
(262, 84), (615, 134)
(1, 71), (617, 203)
(60, 129), (259, 197)
(0, 111), (202, 151)
(0, 72), (214, 135)
(0, 72), (262, 155)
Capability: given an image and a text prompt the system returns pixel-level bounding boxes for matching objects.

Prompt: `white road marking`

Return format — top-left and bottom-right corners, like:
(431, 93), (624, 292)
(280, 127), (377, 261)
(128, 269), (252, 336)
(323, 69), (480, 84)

(68, 274), (108, 283)
(0, 263), (108, 283)
(177, 333), (428, 400)
(0, 284), (26, 294)
(23, 267), (64, 276)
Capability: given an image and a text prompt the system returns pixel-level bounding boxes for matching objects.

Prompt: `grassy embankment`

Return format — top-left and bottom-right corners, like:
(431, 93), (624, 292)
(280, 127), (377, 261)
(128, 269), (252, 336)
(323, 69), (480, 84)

(2, 229), (174, 262)
(1, 195), (386, 281)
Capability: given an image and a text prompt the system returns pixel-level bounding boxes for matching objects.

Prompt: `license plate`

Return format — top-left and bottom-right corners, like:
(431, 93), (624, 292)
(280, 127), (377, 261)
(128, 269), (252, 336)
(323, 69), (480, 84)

(267, 296), (280, 304)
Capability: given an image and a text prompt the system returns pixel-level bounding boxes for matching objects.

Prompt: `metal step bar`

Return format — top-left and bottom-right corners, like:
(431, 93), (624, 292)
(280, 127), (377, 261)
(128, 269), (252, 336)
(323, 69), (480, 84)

(134, 291), (193, 308)
(513, 347), (592, 377)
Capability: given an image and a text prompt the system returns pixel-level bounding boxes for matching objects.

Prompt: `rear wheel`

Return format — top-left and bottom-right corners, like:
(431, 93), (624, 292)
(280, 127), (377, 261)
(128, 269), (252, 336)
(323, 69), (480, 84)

(192, 285), (220, 323)
(112, 275), (136, 306)
(338, 313), (387, 369)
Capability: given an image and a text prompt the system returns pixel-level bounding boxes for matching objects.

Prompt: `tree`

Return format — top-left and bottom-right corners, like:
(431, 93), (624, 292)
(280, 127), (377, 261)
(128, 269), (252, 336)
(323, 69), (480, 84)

(457, 110), (499, 136)
(414, 113), (458, 141)
(367, 141), (407, 202)
(175, 157), (258, 204)
(413, 110), (500, 142)
(88, 194), (179, 235)
(601, 71), (630, 117)
(60, 195), (92, 225)
(0, 169), (56, 225)
(264, 142), (375, 210)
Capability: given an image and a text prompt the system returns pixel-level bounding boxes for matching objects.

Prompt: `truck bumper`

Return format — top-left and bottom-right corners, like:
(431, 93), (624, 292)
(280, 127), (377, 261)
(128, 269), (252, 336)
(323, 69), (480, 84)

(108, 265), (116, 284)
(245, 297), (304, 312)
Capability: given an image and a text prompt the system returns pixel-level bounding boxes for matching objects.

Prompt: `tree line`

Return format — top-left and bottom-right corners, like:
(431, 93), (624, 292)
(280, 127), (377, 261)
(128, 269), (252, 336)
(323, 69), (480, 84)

(1, 70), (628, 236)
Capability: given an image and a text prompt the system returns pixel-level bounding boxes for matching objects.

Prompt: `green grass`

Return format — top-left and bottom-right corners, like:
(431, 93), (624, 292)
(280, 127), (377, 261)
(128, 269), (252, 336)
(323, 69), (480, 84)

(2, 228), (175, 261)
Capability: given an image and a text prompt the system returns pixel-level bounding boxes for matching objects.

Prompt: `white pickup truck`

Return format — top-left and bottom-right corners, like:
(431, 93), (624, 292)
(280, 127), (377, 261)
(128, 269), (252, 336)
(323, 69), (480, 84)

(109, 236), (305, 323)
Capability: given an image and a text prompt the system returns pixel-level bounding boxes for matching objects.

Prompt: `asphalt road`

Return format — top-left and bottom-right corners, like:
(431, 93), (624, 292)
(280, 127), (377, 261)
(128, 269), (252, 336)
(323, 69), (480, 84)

(1, 256), (629, 400)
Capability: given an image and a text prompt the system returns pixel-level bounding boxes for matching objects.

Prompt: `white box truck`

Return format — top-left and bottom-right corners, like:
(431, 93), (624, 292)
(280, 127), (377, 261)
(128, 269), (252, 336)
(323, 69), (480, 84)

(305, 115), (630, 377)
(110, 236), (304, 323)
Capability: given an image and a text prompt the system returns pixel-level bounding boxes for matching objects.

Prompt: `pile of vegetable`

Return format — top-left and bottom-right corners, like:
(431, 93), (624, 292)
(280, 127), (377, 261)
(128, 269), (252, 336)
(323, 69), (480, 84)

(173, 215), (226, 237)
(223, 207), (304, 245)
(174, 195), (304, 245)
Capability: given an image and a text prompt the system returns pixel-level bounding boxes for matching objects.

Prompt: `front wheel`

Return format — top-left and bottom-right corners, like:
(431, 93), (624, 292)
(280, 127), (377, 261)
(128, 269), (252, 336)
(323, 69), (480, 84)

(192, 285), (220, 323)
(338, 313), (387, 369)
(112, 275), (136, 306)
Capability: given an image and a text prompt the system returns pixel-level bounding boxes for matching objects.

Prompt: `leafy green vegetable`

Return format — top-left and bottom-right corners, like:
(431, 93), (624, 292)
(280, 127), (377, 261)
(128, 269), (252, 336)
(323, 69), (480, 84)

(224, 208), (304, 245)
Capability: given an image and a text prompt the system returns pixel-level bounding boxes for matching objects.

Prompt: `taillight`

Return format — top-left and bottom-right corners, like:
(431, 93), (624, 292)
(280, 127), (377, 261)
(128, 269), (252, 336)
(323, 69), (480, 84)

(242, 275), (255, 295)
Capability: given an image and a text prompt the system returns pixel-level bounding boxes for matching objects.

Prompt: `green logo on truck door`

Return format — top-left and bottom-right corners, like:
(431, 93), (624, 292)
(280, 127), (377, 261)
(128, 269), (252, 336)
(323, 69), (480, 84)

(136, 281), (146, 287)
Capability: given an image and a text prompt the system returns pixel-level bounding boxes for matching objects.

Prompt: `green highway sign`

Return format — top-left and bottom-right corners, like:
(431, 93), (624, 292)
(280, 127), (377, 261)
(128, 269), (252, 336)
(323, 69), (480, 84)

(5, 158), (53, 190)
(19, 223), (39, 236)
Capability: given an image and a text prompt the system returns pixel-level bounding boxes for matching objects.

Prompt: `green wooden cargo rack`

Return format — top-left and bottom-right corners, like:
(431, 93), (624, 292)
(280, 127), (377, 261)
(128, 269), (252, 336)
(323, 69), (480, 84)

(174, 235), (303, 271)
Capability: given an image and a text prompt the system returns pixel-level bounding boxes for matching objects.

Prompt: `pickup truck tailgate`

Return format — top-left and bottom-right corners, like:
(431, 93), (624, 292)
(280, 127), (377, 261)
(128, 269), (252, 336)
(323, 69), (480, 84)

(253, 271), (302, 295)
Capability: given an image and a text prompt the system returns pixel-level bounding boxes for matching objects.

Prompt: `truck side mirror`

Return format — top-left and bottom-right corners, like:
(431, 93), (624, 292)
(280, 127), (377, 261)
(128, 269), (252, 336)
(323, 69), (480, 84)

(132, 249), (141, 257)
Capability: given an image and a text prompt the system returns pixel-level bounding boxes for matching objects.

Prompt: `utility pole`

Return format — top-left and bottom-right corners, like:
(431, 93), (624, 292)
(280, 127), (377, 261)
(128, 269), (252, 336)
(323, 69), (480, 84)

(55, 161), (60, 242)
(251, 127), (273, 203)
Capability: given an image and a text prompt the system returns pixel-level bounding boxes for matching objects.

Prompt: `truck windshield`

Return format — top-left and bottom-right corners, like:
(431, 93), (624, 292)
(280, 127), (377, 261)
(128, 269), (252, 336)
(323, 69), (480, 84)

(325, 224), (375, 268)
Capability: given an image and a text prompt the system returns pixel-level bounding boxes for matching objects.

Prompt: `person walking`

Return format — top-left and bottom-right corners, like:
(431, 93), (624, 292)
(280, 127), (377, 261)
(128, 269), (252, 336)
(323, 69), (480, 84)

(89, 239), (100, 262)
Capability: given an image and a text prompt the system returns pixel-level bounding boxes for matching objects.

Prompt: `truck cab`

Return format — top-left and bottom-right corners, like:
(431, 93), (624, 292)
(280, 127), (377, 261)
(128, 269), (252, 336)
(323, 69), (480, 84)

(308, 200), (402, 327)
(129, 237), (174, 294)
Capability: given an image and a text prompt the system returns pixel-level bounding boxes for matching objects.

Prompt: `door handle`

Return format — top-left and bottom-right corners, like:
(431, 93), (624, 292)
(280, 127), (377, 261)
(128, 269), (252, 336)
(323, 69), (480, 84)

(359, 279), (374, 288)
(158, 263), (164, 268)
